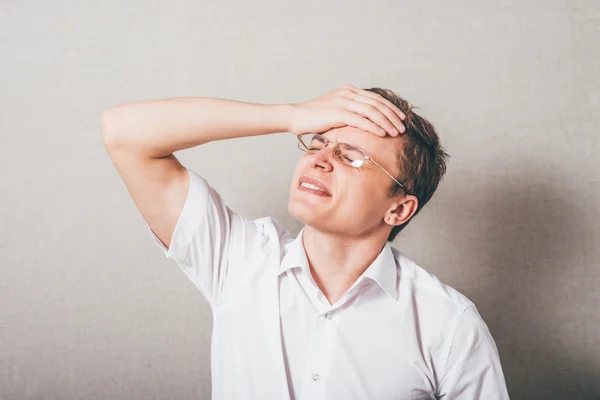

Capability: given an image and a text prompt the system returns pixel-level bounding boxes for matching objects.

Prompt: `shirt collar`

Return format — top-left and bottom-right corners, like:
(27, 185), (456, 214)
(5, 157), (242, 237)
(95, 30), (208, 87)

(279, 227), (398, 300)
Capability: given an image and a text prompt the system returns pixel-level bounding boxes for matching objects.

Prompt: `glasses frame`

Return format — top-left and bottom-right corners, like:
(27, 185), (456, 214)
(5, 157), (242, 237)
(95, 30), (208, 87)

(296, 133), (414, 197)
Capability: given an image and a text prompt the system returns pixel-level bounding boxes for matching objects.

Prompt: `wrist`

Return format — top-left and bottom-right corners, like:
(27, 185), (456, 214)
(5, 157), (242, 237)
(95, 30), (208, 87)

(275, 103), (295, 133)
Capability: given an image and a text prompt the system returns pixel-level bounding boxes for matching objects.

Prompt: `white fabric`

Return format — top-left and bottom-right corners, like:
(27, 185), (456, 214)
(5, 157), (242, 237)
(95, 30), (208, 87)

(147, 166), (510, 400)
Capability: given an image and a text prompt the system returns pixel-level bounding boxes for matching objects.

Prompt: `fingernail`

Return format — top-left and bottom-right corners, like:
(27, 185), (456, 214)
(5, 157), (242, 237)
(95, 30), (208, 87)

(393, 128), (399, 135)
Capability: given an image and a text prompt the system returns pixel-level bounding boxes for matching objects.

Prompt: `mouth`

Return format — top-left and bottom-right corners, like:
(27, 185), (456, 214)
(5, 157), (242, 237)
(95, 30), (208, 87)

(297, 176), (332, 197)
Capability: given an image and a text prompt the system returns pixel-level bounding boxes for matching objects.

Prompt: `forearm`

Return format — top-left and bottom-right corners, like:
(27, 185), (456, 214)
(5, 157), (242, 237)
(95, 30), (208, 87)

(101, 97), (293, 158)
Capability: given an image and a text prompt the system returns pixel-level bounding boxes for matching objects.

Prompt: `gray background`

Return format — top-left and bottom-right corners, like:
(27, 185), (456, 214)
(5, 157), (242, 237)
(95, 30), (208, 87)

(1, 0), (599, 399)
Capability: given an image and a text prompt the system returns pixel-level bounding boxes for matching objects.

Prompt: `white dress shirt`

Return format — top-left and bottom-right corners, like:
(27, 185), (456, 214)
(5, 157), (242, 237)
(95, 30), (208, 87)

(147, 167), (510, 400)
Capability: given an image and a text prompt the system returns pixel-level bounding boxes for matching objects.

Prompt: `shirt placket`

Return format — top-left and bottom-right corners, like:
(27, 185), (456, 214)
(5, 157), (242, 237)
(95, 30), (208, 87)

(298, 281), (363, 400)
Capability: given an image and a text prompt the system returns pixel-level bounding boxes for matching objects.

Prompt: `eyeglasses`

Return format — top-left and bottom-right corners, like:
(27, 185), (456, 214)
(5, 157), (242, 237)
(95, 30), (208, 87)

(296, 133), (414, 196)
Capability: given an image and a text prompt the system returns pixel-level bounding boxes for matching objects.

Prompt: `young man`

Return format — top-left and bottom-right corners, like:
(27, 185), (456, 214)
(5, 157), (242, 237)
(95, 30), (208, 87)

(101, 85), (510, 399)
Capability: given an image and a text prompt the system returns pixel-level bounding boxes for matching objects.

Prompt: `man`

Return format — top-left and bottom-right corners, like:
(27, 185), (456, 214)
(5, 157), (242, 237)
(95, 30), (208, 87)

(101, 85), (510, 399)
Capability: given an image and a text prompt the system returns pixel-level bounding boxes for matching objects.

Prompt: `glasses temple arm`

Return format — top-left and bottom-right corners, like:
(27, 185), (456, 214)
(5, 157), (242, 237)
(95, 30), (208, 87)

(368, 157), (413, 196)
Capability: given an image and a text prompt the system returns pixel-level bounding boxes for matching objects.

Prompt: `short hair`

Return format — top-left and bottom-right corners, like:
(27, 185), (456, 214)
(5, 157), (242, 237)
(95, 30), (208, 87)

(364, 88), (450, 242)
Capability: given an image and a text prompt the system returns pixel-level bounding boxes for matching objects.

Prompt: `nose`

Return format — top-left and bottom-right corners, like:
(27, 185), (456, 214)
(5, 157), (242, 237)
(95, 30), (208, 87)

(309, 145), (335, 172)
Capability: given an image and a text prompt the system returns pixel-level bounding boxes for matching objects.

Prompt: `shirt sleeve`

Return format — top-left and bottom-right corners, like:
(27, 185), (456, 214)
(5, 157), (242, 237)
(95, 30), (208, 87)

(146, 166), (269, 308)
(436, 306), (510, 399)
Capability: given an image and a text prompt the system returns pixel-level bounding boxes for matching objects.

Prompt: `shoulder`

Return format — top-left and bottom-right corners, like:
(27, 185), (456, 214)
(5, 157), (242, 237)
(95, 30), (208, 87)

(391, 247), (475, 316)
(390, 248), (501, 382)
(250, 216), (294, 247)
(235, 215), (294, 266)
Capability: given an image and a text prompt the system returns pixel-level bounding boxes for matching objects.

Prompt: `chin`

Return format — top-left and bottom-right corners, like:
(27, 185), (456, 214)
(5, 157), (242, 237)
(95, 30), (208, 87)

(287, 198), (320, 226)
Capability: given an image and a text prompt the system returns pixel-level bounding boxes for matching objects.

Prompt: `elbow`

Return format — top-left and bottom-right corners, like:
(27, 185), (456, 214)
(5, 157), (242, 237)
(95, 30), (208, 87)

(100, 107), (123, 148)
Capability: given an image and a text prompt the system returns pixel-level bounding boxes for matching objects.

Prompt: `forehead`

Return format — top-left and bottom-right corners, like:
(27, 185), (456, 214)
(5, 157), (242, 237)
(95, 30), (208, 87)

(321, 126), (402, 170)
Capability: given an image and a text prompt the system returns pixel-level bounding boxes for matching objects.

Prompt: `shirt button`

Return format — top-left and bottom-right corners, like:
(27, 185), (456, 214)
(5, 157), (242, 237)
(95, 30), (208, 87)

(325, 312), (333, 320)
(312, 373), (321, 381)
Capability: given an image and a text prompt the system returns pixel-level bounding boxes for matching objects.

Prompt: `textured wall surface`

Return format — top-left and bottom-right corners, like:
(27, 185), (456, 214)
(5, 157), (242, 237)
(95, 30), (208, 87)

(1, 1), (599, 399)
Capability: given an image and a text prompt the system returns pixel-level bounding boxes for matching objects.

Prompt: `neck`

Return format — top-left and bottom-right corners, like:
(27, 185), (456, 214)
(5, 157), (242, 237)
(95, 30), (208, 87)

(302, 225), (388, 304)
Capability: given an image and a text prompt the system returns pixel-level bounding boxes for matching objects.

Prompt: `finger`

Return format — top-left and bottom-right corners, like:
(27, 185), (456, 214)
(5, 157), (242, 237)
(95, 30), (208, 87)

(352, 96), (405, 134)
(349, 87), (407, 122)
(344, 100), (399, 136)
(342, 112), (387, 137)
(338, 87), (406, 134)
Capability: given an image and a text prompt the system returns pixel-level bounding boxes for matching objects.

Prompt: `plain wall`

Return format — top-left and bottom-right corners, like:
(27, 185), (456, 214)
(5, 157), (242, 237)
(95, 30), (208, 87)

(1, 1), (599, 399)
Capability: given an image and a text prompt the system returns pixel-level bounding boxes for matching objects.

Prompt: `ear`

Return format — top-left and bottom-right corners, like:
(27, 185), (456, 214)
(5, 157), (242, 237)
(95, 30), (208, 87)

(384, 195), (419, 227)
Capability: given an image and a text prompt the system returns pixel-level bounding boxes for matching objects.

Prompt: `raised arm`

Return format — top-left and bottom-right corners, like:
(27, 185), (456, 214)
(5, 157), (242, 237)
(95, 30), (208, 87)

(100, 97), (292, 249)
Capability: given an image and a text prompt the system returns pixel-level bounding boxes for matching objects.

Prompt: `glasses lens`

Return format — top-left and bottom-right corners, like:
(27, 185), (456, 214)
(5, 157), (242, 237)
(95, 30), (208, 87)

(338, 143), (366, 167)
(299, 134), (326, 152)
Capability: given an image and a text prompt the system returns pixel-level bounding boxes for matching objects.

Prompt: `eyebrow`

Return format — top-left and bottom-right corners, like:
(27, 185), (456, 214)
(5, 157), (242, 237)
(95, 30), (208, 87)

(321, 133), (367, 153)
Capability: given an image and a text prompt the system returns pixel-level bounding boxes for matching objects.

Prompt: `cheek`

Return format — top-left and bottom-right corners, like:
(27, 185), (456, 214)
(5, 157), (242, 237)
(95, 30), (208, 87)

(352, 171), (379, 191)
(336, 176), (365, 204)
(295, 157), (311, 174)
(291, 160), (308, 183)
(343, 175), (386, 206)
